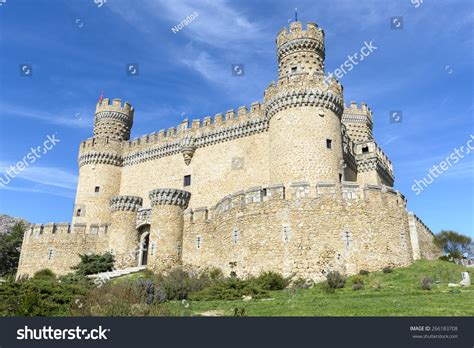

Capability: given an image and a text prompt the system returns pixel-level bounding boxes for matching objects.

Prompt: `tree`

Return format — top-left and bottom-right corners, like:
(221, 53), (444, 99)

(434, 230), (472, 259)
(0, 222), (26, 276)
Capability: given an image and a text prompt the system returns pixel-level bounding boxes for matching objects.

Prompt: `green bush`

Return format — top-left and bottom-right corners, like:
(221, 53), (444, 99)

(72, 252), (114, 276)
(438, 255), (451, 262)
(153, 268), (213, 301)
(252, 271), (289, 291)
(420, 277), (432, 290)
(33, 269), (56, 280)
(326, 271), (346, 289)
(71, 281), (171, 316)
(189, 277), (269, 301)
(351, 275), (364, 285)
(0, 274), (91, 316)
(291, 278), (314, 289)
(382, 267), (393, 274)
(352, 283), (364, 291)
(359, 270), (369, 276)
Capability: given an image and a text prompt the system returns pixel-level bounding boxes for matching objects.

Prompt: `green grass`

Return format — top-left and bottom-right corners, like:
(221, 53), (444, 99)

(160, 260), (473, 316)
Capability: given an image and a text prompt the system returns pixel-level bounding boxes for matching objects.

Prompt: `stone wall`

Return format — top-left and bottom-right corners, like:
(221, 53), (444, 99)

(408, 213), (442, 260)
(182, 183), (415, 281)
(17, 223), (109, 278)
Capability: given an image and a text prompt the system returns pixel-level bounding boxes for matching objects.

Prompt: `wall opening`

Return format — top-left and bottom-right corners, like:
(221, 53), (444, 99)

(183, 175), (191, 187)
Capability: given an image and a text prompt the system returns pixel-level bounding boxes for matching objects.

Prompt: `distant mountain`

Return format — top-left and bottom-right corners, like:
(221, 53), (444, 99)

(0, 214), (30, 235)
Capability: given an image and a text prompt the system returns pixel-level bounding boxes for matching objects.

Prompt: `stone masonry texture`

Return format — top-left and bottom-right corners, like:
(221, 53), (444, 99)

(17, 20), (442, 280)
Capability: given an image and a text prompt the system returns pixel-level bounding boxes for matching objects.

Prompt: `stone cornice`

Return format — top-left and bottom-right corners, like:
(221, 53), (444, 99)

(78, 152), (123, 167)
(110, 195), (143, 212)
(149, 188), (191, 209)
(264, 88), (344, 121)
(278, 37), (325, 60)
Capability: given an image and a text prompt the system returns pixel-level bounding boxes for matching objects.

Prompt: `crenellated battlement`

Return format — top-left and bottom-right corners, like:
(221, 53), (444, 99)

(408, 212), (434, 236)
(343, 101), (373, 121)
(184, 182), (406, 223)
(94, 98), (135, 141)
(23, 222), (109, 239)
(276, 21), (324, 50)
(95, 98), (134, 115)
(122, 101), (264, 153)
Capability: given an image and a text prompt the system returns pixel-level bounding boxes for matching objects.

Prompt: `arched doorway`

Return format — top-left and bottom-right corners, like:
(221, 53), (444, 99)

(137, 225), (150, 266)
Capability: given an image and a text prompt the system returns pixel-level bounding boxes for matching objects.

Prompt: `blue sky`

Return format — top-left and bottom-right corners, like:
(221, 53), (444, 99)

(0, 0), (472, 237)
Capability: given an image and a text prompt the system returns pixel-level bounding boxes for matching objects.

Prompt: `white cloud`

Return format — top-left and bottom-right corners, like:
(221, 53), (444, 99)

(0, 163), (77, 191)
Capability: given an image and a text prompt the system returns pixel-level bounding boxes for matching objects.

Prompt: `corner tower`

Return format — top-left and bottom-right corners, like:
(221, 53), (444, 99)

(72, 98), (133, 229)
(265, 21), (345, 184)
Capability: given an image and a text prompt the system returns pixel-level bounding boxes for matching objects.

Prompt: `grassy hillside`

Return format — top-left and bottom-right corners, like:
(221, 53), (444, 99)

(158, 260), (473, 316)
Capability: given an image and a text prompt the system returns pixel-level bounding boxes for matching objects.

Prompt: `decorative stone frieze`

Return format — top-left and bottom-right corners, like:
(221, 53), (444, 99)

(110, 195), (143, 212)
(78, 152), (123, 167)
(149, 188), (191, 209)
(264, 88), (344, 121)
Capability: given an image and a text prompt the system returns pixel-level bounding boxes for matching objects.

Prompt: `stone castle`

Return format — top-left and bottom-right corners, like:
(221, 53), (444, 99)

(17, 20), (441, 280)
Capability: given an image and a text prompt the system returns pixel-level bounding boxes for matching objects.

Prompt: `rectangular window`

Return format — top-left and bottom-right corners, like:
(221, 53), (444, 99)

(291, 66), (297, 73)
(362, 146), (369, 153)
(183, 175), (191, 187)
(95, 186), (100, 193)
(326, 139), (332, 149)
(47, 248), (53, 260)
(76, 209), (82, 217)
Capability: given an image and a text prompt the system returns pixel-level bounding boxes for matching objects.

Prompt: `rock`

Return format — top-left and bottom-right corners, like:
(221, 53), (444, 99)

(242, 295), (252, 302)
(448, 283), (460, 287)
(459, 272), (471, 287)
(0, 214), (30, 235)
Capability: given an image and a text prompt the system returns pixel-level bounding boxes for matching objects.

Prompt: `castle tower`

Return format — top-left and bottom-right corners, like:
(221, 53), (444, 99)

(265, 21), (345, 185)
(276, 21), (325, 80)
(109, 195), (143, 268)
(72, 98), (133, 229)
(342, 101), (373, 143)
(94, 98), (134, 141)
(148, 188), (191, 273)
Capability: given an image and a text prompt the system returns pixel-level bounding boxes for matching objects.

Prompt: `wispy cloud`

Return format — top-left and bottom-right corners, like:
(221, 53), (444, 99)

(0, 103), (92, 128)
(0, 163), (77, 191)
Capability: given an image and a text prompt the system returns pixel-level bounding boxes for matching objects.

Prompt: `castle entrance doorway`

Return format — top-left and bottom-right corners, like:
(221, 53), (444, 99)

(138, 225), (150, 266)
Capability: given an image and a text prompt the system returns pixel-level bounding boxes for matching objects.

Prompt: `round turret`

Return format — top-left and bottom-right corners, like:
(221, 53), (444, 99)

(94, 98), (134, 141)
(266, 21), (345, 185)
(276, 21), (325, 81)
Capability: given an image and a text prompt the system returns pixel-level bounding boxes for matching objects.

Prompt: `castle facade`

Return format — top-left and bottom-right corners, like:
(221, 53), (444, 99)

(17, 21), (441, 280)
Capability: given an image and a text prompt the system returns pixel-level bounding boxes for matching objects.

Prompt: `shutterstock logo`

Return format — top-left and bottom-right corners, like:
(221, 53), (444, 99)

(17, 326), (110, 340)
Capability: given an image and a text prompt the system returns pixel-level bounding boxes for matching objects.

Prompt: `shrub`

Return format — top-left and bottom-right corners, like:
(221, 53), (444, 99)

(153, 268), (212, 302)
(233, 307), (247, 317)
(253, 271), (289, 291)
(72, 252), (114, 276)
(189, 277), (269, 301)
(33, 269), (56, 280)
(209, 268), (224, 281)
(71, 281), (171, 316)
(291, 278), (314, 289)
(352, 283), (364, 291)
(438, 255), (451, 262)
(421, 277), (433, 290)
(351, 275), (364, 285)
(0, 273), (91, 316)
(359, 270), (369, 276)
(370, 279), (383, 290)
(382, 267), (393, 274)
(326, 271), (346, 289)
(322, 281), (336, 294)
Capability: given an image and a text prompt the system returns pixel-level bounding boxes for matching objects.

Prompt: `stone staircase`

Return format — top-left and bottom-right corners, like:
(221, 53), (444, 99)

(87, 265), (147, 280)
